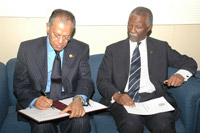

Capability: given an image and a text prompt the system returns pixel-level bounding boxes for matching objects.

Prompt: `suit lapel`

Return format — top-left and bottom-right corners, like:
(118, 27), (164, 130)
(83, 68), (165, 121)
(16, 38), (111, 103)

(34, 37), (47, 89)
(146, 37), (166, 96)
(147, 37), (155, 76)
(122, 39), (130, 77)
(62, 40), (76, 92)
(116, 38), (130, 89)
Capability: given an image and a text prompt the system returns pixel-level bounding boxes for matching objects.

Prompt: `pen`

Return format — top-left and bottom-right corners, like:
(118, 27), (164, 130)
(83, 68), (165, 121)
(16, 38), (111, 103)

(41, 90), (47, 97)
(41, 90), (55, 109)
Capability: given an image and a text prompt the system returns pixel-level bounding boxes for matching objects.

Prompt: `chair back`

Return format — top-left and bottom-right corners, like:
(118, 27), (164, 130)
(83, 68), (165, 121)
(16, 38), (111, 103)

(89, 54), (104, 102)
(6, 58), (17, 106)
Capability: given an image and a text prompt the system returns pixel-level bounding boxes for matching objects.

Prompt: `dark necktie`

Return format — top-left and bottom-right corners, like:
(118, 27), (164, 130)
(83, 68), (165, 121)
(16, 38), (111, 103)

(128, 42), (141, 102)
(50, 51), (62, 101)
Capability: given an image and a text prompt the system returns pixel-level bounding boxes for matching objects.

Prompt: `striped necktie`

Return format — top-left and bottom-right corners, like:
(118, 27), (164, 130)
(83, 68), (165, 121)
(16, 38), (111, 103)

(128, 42), (141, 102)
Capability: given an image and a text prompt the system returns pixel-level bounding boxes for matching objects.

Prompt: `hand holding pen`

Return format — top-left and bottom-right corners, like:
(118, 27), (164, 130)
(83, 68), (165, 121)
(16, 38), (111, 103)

(40, 90), (55, 109)
(33, 90), (54, 110)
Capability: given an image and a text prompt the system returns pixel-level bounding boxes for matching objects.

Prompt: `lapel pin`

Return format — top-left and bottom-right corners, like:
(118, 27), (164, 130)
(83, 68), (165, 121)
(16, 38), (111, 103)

(150, 50), (153, 54)
(69, 54), (74, 58)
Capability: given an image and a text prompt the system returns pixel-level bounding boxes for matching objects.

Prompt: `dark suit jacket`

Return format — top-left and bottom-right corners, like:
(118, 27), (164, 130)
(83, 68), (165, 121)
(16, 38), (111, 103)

(14, 36), (94, 118)
(97, 37), (197, 117)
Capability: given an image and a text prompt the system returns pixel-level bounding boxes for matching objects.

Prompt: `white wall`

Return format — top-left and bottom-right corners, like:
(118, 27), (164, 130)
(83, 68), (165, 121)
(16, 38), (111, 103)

(1, 0), (200, 24)
(0, 17), (199, 69)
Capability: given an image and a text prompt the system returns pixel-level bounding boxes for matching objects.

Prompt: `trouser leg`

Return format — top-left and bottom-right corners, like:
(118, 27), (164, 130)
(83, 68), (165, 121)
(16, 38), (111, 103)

(144, 112), (176, 133)
(110, 103), (144, 133)
(29, 119), (58, 133)
(59, 114), (91, 133)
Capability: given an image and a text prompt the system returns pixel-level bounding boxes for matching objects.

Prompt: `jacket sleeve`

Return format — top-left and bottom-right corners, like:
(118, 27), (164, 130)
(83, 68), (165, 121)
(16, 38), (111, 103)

(97, 46), (119, 101)
(13, 43), (41, 109)
(166, 43), (197, 75)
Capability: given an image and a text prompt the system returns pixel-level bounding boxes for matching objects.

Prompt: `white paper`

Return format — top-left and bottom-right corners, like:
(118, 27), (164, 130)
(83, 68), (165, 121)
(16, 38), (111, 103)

(124, 96), (174, 115)
(19, 98), (107, 123)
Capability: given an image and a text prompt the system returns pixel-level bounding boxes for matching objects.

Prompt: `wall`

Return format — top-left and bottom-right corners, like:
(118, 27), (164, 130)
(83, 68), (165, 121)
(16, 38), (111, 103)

(0, 18), (199, 69)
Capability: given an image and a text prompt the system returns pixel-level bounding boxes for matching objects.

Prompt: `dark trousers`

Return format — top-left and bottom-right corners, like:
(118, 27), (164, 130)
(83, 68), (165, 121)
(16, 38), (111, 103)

(29, 114), (91, 133)
(110, 103), (176, 133)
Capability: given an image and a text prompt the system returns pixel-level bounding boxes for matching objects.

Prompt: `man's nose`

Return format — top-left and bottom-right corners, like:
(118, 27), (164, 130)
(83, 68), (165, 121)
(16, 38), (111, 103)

(58, 36), (64, 44)
(130, 25), (136, 32)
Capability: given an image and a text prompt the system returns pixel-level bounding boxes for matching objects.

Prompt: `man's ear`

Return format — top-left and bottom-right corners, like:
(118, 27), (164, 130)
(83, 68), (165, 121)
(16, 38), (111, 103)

(147, 25), (152, 32)
(46, 23), (50, 34)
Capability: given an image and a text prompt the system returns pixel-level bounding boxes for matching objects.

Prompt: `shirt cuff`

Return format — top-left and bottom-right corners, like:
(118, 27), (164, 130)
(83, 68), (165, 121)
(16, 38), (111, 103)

(29, 98), (38, 108)
(175, 69), (193, 81)
(111, 96), (115, 103)
(111, 91), (121, 103)
(74, 95), (88, 105)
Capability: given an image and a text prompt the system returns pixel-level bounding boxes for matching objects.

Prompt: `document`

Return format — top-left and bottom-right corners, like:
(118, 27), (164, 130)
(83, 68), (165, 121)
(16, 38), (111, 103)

(124, 96), (174, 115)
(18, 98), (108, 123)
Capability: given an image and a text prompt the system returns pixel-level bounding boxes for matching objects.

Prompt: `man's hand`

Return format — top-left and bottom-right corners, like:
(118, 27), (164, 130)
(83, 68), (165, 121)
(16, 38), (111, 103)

(60, 97), (85, 118)
(113, 92), (135, 107)
(164, 74), (184, 87)
(34, 96), (53, 110)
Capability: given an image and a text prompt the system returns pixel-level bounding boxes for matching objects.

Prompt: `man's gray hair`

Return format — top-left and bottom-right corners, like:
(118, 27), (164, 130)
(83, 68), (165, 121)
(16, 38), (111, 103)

(48, 9), (76, 32)
(130, 7), (153, 27)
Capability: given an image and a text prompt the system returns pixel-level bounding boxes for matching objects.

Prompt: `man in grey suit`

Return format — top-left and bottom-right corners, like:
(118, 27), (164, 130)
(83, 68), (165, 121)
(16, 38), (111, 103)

(14, 9), (94, 133)
(97, 7), (197, 133)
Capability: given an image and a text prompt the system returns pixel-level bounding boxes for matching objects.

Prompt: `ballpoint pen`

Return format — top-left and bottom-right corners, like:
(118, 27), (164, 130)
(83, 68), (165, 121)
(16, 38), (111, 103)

(41, 90), (55, 109)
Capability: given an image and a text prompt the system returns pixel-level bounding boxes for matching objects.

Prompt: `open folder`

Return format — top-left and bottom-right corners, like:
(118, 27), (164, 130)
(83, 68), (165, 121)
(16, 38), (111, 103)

(18, 98), (108, 123)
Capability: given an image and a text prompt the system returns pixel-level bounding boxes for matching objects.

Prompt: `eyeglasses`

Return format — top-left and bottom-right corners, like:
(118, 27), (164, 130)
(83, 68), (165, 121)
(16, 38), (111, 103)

(52, 32), (70, 42)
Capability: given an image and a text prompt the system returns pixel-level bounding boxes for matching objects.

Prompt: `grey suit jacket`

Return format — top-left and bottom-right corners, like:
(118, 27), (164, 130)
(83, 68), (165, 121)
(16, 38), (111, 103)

(97, 37), (197, 109)
(14, 36), (94, 112)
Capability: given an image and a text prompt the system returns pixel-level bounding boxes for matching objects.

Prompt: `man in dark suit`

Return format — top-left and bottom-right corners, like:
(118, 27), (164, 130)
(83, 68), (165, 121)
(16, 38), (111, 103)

(14, 9), (94, 133)
(97, 7), (197, 133)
